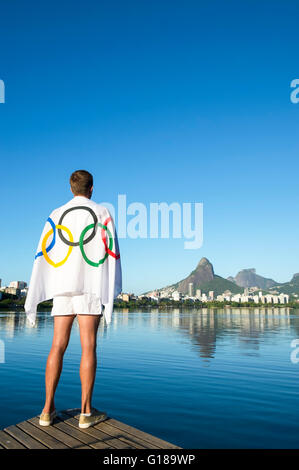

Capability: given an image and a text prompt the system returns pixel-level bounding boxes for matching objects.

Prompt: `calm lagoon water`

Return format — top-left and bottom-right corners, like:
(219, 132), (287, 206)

(1, 307), (299, 448)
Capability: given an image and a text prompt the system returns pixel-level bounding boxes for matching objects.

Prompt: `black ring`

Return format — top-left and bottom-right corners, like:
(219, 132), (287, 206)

(57, 206), (98, 247)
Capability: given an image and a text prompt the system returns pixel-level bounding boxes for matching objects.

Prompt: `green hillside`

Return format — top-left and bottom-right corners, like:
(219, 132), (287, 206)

(270, 275), (299, 297)
(198, 275), (243, 296)
(144, 257), (297, 298)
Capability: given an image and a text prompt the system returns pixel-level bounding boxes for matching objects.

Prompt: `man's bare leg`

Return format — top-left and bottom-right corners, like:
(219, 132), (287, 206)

(77, 314), (101, 414)
(42, 315), (76, 414)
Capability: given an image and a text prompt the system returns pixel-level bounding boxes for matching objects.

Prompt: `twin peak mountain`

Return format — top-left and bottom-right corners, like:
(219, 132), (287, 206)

(153, 258), (298, 296)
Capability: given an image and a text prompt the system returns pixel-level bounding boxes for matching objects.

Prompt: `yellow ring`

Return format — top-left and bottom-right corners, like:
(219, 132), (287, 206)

(42, 224), (73, 268)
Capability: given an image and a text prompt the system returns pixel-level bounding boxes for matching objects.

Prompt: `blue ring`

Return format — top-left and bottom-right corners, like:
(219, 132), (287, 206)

(35, 217), (56, 259)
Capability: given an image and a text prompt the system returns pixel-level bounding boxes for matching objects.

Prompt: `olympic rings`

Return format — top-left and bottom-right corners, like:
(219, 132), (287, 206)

(37, 208), (120, 268)
(57, 206), (98, 247)
(79, 222), (113, 267)
(42, 224), (73, 268)
(35, 217), (56, 259)
(101, 217), (120, 259)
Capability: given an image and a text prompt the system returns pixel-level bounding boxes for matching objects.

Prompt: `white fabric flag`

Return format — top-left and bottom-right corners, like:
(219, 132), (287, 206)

(25, 196), (122, 326)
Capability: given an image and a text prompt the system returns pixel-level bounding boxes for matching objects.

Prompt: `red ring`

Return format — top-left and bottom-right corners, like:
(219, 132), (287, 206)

(101, 217), (120, 259)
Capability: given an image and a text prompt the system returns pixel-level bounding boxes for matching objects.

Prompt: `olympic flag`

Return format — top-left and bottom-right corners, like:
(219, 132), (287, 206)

(24, 196), (122, 327)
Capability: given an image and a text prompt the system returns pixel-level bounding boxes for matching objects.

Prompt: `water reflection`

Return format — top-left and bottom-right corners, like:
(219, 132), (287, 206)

(0, 307), (297, 362)
(117, 307), (295, 360)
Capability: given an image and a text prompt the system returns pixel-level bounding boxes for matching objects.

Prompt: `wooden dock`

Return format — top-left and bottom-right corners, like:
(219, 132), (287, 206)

(0, 409), (181, 449)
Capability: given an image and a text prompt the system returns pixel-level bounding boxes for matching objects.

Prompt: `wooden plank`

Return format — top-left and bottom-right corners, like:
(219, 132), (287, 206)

(95, 420), (160, 449)
(64, 409), (180, 449)
(4, 424), (47, 449)
(59, 411), (134, 449)
(58, 411), (133, 449)
(28, 417), (90, 449)
(64, 409), (160, 449)
(56, 412), (113, 448)
(104, 418), (181, 449)
(64, 409), (146, 449)
(17, 421), (68, 449)
(0, 430), (26, 449)
(1, 409), (182, 450)
(94, 421), (154, 449)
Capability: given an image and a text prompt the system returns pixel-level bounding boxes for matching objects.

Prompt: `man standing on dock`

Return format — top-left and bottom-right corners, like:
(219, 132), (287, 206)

(25, 170), (122, 428)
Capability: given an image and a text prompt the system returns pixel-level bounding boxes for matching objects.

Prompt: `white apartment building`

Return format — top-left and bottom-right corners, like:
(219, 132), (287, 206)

(196, 289), (202, 299)
(188, 283), (194, 297)
(230, 291), (289, 304)
(172, 291), (181, 301)
(9, 281), (27, 289)
(208, 291), (214, 300)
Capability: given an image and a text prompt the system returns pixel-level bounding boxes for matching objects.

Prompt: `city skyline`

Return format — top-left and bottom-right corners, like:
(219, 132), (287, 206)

(1, 253), (299, 296)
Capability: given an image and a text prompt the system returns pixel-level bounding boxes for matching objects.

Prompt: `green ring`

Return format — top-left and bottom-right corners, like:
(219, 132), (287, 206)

(79, 222), (113, 267)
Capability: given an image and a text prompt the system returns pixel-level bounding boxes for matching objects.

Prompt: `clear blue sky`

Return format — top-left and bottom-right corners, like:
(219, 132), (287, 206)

(0, 0), (298, 293)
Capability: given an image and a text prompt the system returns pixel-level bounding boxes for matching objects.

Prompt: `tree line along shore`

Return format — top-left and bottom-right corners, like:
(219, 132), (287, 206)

(0, 294), (298, 311)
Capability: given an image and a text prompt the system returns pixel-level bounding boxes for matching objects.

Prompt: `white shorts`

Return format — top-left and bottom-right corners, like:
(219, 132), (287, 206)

(51, 293), (103, 317)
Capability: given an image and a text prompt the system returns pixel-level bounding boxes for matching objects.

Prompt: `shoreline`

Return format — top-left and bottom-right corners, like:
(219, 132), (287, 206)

(0, 302), (297, 313)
